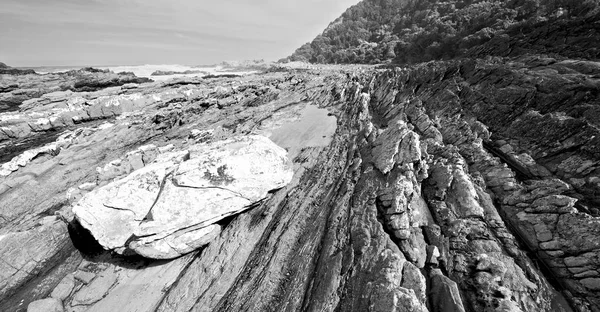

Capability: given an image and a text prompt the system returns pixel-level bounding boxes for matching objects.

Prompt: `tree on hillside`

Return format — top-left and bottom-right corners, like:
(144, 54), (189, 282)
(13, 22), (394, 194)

(287, 0), (600, 65)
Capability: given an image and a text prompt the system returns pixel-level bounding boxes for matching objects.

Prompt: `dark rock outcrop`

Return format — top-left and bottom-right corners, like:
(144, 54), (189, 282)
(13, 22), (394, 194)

(0, 68), (152, 112)
(0, 62), (36, 75)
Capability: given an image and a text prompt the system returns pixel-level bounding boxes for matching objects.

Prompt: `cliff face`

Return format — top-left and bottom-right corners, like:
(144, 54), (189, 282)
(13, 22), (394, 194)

(1, 55), (599, 312)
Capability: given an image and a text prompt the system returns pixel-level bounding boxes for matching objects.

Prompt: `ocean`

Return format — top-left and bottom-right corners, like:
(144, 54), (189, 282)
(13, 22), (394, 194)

(15, 64), (251, 81)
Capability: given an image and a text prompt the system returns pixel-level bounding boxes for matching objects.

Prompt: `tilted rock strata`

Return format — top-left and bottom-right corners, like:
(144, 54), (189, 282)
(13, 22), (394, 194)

(0, 61), (599, 311)
(365, 57), (600, 310)
(157, 72), (557, 312)
(0, 67), (151, 112)
(0, 63), (36, 75)
(0, 218), (72, 304)
(73, 135), (293, 259)
(0, 71), (316, 308)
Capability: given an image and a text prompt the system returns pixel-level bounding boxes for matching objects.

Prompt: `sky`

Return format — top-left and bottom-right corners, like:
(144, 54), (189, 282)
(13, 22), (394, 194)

(0, 0), (360, 67)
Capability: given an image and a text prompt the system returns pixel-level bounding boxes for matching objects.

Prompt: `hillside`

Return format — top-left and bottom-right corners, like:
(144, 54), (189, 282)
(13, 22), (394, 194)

(288, 0), (600, 64)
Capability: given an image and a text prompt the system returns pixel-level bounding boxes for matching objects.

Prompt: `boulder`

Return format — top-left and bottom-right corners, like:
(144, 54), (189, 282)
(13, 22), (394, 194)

(73, 135), (293, 259)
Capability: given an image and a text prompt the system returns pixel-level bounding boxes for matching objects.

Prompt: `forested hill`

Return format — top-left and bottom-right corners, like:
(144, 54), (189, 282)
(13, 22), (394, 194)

(287, 0), (600, 64)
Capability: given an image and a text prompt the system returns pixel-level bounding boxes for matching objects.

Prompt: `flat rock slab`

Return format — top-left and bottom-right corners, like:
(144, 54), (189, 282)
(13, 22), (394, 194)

(27, 298), (64, 312)
(73, 135), (293, 259)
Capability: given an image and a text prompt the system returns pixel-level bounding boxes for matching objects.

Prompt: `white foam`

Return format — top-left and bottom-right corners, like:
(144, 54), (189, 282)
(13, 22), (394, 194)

(31, 64), (256, 81)
(101, 64), (215, 79)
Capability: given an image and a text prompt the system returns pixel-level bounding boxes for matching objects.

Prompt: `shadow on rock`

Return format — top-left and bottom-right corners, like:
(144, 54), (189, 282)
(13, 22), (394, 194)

(67, 218), (193, 270)
(67, 218), (105, 257)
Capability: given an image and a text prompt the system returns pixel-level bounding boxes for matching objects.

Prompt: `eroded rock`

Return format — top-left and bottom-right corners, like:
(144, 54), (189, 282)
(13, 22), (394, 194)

(429, 268), (466, 312)
(73, 135), (293, 258)
(2, 57), (600, 312)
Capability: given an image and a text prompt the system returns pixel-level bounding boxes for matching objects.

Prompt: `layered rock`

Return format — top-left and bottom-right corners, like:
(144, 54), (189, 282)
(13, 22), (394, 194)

(1, 58), (599, 312)
(0, 70), (311, 309)
(73, 135), (293, 259)
(365, 56), (600, 311)
(0, 67), (151, 112)
(0, 62), (36, 75)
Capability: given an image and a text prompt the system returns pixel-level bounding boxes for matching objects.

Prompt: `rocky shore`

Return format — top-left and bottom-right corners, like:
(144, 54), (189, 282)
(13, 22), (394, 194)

(0, 55), (599, 312)
(0, 66), (151, 112)
(0, 63), (36, 76)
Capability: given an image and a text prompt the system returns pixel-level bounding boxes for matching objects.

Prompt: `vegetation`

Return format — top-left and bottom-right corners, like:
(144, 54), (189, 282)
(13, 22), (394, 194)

(287, 0), (600, 64)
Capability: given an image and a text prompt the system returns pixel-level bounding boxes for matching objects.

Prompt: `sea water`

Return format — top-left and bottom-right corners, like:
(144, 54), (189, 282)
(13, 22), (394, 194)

(16, 64), (256, 81)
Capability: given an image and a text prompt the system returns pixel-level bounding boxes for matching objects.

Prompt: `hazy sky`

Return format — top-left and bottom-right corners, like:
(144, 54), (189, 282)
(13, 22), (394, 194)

(0, 0), (360, 66)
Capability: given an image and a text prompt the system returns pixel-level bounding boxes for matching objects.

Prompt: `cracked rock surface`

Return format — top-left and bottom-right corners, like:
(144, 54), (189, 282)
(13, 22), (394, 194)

(0, 56), (599, 312)
(73, 135), (293, 259)
(0, 67), (151, 113)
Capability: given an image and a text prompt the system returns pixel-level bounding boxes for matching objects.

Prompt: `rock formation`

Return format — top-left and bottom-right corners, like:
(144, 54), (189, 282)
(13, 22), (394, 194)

(1, 57), (597, 311)
(0, 67), (152, 112)
(0, 63), (36, 75)
(1, 4), (600, 312)
(73, 135), (293, 259)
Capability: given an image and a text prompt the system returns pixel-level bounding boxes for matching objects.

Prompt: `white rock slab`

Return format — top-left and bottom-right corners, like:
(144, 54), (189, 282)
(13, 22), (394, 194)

(73, 135), (293, 259)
